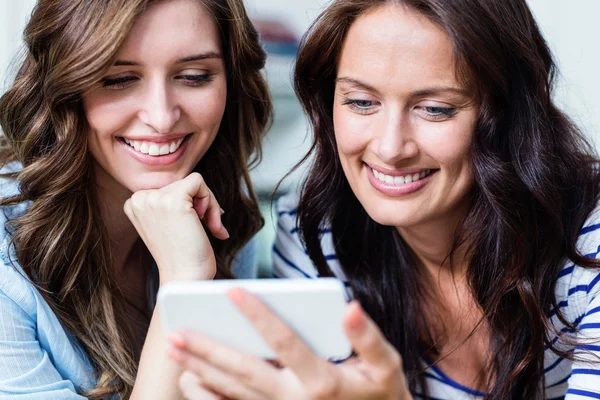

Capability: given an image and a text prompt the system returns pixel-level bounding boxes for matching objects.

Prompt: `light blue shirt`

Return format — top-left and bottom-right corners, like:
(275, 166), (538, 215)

(0, 162), (258, 398)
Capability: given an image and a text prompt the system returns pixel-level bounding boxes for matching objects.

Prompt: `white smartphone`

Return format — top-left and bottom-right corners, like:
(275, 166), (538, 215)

(158, 278), (353, 361)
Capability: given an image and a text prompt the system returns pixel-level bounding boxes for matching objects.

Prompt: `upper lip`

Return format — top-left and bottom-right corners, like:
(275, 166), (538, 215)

(120, 133), (190, 143)
(366, 162), (434, 177)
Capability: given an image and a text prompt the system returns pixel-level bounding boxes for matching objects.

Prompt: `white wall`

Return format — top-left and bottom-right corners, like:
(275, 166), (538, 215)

(0, 0), (36, 91)
(527, 0), (600, 147)
(1, 0), (599, 152)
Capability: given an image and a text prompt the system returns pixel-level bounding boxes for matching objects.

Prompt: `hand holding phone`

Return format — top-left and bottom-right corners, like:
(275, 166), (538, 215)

(158, 278), (352, 361)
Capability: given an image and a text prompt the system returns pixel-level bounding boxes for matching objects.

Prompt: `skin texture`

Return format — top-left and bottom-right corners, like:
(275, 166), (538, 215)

(83, 1), (228, 398)
(332, 3), (478, 271)
(165, 4), (480, 399)
(83, 0), (227, 200)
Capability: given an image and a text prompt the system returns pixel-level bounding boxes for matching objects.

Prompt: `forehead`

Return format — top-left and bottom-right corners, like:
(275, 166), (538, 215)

(117, 0), (221, 59)
(337, 4), (459, 91)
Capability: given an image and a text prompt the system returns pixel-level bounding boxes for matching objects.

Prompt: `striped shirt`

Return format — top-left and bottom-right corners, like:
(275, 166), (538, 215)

(272, 193), (600, 399)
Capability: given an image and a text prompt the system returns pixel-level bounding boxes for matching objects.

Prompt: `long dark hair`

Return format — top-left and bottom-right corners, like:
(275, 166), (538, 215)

(0, 0), (271, 397)
(293, 0), (600, 398)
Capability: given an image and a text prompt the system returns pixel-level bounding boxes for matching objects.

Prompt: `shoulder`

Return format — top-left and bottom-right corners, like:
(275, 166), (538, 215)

(272, 192), (347, 281)
(0, 161), (37, 319)
(0, 161), (24, 198)
(554, 204), (600, 320)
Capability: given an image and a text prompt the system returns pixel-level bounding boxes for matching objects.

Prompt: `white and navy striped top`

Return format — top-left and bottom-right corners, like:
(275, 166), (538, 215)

(272, 193), (600, 399)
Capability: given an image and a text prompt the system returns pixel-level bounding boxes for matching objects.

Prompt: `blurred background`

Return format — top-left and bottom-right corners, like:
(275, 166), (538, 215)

(1, 0), (599, 276)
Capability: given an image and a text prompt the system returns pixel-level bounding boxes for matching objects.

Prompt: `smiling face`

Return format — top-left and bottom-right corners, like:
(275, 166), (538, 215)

(83, 0), (226, 197)
(333, 4), (478, 232)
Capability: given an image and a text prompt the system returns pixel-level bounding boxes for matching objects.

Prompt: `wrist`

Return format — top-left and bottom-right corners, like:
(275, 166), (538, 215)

(158, 264), (216, 285)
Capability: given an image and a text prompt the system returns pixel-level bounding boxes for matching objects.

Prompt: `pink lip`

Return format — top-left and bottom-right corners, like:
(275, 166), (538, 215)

(367, 166), (436, 197)
(119, 135), (190, 166)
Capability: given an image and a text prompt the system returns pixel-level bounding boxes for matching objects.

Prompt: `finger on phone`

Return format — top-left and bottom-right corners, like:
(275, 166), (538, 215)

(170, 331), (279, 396)
(227, 288), (335, 387)
(171, 340), (269, 400)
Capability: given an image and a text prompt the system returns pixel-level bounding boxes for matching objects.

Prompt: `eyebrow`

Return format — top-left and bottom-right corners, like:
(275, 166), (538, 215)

(335, 77), (378, 93)
(336, 77), (469, 97)
(113, 51), (223, 66)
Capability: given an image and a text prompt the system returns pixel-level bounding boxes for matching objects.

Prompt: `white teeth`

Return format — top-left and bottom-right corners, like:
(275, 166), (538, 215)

(122, 136), (186, 156)
(372, 168), (432, 185)
(159, 144), (170, 155)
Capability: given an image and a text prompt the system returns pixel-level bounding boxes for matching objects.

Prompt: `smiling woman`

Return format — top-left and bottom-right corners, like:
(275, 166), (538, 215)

(169, 0), (600, 399)
(0, 0), (271, 398)
(83, 0), (228, 194)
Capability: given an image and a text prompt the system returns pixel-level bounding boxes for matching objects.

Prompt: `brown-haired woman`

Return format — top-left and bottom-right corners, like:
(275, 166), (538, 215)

(168, 0), (600, 399)
(0, 0), (271, 398)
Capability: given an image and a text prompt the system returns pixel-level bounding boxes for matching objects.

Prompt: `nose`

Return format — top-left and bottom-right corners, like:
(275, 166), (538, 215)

(138, 78), (181, 134)
(373, 111), (418, 164)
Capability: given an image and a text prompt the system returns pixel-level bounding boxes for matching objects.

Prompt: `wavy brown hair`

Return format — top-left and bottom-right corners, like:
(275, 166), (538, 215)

(293, 0), (600, 398)
(0, 0), (271, 397)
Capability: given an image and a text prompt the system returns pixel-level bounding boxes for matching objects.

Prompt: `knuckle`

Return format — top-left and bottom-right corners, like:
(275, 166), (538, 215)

(189, 172), (205, 185)
(230, 354), (254, 381)
(390, 351), (403, 371)
(380, 352), (403, 383)
(178, 371), (199, 393)
(362, 330), (381, 350)
(219, 385), (241, 399)
(270, 329), (297, 353)
(158, 192), (178, 210)
(307, 378), (340, 400)
(129, 191), (145, 209)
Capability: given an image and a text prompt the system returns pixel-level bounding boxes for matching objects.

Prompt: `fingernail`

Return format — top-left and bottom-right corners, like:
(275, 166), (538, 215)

(227, 287), (246, 305)
(347, 301), (366, 332)
(168, 346), (186, 364)
(221, 227), (230, 239)
(167, 332), (187, 348)
(220, 208), (225, 215)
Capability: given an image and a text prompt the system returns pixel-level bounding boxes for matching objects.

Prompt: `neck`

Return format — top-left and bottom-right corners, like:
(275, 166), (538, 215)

(397, 200), (471, 281)
(93, 163), (140, 274)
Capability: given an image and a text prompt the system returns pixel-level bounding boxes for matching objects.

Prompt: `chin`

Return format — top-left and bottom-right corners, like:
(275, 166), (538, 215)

(129, 172), (186, 191)
(362, 202), (421, 229)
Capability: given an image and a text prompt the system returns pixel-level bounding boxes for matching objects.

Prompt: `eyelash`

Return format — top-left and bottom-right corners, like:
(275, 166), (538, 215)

(420, 106), (458, 121)
(341, 99), (375, 114)
(101, 74), (214, 89)
(341, 98), (458, 120)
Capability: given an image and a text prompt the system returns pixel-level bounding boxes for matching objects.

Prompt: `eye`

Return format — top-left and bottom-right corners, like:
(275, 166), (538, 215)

(101, 75), (138, 90)
(341, 98), (378, 115)
(175, 73), (215, 87)
(418, 106), (457, 121)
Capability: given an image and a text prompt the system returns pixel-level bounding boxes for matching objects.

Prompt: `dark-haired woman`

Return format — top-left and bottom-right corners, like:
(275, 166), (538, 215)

(0, 0), (270, 398)
(170, 0), (600, 399)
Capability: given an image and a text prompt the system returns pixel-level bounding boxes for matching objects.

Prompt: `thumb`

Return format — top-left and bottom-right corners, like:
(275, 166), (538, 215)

(343, 301), (402, 376)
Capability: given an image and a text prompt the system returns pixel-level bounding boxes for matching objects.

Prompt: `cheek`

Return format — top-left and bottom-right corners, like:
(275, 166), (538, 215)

(333, 106), (371, 157)
(418, 118), (474, 171)
(183, 83), (227, 129)
(83, 94), (138, 138)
